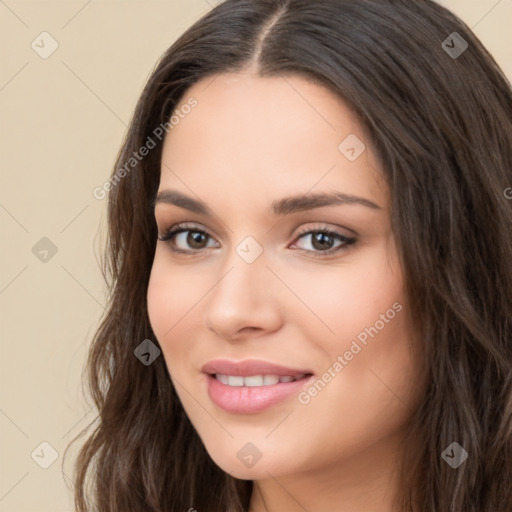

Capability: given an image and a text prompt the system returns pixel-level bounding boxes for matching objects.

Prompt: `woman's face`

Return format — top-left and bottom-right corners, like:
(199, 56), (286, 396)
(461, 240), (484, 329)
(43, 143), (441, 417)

(147, 71), (423, 481)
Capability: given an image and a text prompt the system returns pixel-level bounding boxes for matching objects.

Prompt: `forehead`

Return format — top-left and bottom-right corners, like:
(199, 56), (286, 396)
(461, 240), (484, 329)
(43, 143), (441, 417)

(159, 71), (387, 211)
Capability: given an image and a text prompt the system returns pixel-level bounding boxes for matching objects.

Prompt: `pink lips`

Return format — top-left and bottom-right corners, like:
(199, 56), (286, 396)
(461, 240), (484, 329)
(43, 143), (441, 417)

(202, 359), (312, 377)
(202, 359), (314, 414)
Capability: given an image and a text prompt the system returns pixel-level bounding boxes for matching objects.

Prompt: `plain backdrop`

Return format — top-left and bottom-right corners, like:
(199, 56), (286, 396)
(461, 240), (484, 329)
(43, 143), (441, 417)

(0, 1), (511, 510)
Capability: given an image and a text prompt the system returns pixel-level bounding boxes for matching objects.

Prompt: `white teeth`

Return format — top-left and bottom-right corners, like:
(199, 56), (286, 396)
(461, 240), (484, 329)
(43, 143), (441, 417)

(227, 376), (244, 387)
(216, 374), (229, 385)
(215, 374), (305, 386)
(263, 375), (280, 385)
(244, 375), (264, 387)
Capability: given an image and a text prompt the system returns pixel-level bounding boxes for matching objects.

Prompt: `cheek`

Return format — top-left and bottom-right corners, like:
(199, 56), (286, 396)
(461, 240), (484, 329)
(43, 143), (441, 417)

(326, 262), (405, 356)
(147, 261), (173, 340)
(291, 241), (417, 415)
(277, 240), (405, 356)
(147, 260), (202, 394)
(146, 254), (205, 378)
(147, 252), (202, 339)
(325, 245), (414, 394)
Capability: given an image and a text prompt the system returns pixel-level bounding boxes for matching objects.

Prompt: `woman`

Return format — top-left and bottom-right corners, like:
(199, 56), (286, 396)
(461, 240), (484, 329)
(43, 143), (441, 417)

(67, 1), (512, 510)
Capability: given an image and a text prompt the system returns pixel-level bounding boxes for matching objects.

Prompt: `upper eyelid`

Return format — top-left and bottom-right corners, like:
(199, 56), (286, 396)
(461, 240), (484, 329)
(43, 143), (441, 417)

(157, 223), (357, 259)
(158, 222), (212, 239)
(157, 222), (355, 246)
(157, 221), (351, 237)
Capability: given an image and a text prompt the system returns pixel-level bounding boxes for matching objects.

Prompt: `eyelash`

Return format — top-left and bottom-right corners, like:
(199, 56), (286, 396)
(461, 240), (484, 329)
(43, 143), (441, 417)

(157, 222), (357, 257)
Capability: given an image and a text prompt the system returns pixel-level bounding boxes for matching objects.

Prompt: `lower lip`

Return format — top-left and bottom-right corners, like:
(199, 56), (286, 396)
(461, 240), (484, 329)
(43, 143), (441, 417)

(205, 374), (313, 414)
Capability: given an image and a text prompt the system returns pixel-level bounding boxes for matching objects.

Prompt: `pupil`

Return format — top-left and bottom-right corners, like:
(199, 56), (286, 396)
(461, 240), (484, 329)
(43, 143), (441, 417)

(312, 232), (333, 250)
(188, 231), (207, 248)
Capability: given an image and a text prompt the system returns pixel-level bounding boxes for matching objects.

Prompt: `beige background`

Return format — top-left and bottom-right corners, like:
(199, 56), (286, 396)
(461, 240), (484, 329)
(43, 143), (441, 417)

(0, 1), (510, 510)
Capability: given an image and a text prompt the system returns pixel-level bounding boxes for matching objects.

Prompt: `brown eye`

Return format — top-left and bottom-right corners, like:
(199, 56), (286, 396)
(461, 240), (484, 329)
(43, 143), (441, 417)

(311, 232), (335, 251)
(291, 228), (356, 256)
(158, 223), (219, 253)
(185, 231), (209, 249)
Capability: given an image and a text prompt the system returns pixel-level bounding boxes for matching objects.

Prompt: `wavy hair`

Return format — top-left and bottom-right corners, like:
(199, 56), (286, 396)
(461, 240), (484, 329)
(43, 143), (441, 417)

(66, 1), (512, 510)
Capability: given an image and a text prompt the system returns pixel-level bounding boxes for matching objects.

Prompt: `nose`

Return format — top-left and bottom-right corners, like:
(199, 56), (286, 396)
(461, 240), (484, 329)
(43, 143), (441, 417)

(204, 250), (283, 341)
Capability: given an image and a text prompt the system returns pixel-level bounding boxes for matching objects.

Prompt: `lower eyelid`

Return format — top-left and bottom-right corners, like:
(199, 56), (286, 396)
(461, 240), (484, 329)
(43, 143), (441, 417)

(159, 231), (355, 257)
(158, 221), (356, 249)
(291, 232), (355, 250)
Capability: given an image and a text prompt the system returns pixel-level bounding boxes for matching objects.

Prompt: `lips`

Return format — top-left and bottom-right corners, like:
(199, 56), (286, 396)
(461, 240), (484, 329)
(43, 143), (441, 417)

(215, 374), (306, 386)
(201, 359), (312, 377)
(202, 359), (314, 414)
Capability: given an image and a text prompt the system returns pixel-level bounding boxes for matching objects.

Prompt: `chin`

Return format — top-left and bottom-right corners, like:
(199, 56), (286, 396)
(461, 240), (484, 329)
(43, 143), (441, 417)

(206, 447), (284, 480)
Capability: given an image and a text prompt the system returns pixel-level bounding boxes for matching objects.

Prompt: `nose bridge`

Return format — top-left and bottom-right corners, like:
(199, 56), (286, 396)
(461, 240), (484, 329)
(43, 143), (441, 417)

(204, 240), (281, 338)
(211, 243), (269, 311)
(217, 233), (270, 297)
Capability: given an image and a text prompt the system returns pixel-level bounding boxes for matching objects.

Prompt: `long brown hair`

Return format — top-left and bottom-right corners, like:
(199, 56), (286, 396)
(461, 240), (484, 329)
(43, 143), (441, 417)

(65, 1), (512, 510)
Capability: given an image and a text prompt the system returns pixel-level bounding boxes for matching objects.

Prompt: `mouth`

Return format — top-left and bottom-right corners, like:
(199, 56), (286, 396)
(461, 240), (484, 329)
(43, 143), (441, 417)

(202, 359), (314, 414)
(213, 373), (308, 386)
(202, 358), (313, 378)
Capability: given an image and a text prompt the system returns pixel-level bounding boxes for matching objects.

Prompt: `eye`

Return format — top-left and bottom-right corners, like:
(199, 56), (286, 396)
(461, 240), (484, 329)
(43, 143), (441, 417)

(290, 225), (356, 256)
(157, 222), (356, 257)
(157, 222), (220, 253)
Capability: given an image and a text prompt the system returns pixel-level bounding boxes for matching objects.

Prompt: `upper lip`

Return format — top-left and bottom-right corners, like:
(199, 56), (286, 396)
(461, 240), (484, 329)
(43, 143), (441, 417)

(202, 359), (313, 377)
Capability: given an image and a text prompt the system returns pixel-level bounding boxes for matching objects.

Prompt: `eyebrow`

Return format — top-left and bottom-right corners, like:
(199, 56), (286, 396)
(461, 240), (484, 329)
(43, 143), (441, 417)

(152, 189), (381, 216)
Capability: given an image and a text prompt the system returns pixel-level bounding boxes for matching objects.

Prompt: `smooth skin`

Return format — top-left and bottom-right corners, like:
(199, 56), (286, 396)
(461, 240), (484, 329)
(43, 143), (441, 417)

(147, 69), (424, 512)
